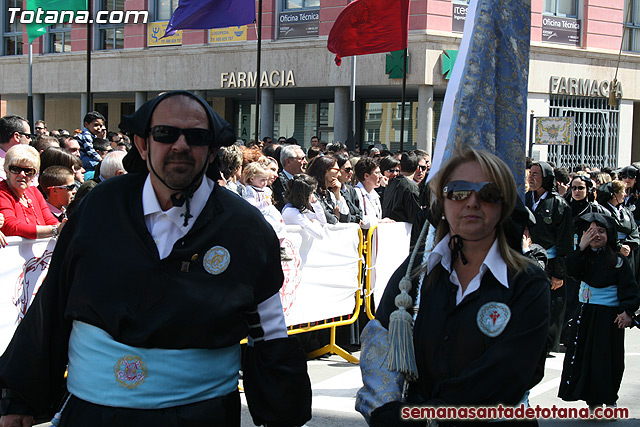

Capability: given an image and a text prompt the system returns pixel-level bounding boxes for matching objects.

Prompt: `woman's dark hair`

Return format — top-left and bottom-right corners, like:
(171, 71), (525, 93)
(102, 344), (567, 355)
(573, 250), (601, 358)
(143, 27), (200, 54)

(335, 153), (349, 168)
(40, 147), (79, 172)
(571, 175), (595, 202)
(285, 174), (317, 213)
(306, 154), (337, 194)
(379, 155), (399, 173)
(355, 156), (378, 182)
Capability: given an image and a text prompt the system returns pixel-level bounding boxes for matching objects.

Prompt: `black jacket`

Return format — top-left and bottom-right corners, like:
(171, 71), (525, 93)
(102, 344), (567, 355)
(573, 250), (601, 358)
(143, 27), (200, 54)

(381, 175), (420, 223)
(0, 173), (284, 415)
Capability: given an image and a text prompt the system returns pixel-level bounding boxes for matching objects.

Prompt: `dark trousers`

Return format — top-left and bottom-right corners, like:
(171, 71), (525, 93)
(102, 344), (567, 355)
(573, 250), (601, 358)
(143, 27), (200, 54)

(59, 390), (241, 427)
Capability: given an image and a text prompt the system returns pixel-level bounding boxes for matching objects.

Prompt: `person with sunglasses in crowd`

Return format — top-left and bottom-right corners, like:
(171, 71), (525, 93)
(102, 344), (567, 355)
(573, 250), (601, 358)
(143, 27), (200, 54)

(618, 165), (640, 226)
(0, 92), (311, 427)
(376, 155), (401, 203)
(0, 115), (33, 181)
(360, 149), (548, 425)
(336, 153), (362, 224)
(525, 161), (574, 355)
(561, 174), (606, 346)
(0, 145), (61, 239)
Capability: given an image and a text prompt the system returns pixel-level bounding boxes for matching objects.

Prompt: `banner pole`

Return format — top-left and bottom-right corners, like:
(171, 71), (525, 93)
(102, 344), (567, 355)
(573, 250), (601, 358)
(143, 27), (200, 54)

(254, 0), (263, 144)
(400, 47), (408, 151)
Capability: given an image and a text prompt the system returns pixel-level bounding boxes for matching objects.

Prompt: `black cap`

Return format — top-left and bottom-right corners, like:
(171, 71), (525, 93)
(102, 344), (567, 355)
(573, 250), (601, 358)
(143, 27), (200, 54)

(120, 91), (235, 174)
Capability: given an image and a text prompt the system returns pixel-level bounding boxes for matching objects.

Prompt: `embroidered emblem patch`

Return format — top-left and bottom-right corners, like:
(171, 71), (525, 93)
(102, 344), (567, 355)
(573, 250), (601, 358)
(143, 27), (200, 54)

(476, 302), (511, 337)
(114, 355), (147, 389)
(616, 257), (624, 269)
(203, 246), (231, 275)
(581, 287), (592, 302)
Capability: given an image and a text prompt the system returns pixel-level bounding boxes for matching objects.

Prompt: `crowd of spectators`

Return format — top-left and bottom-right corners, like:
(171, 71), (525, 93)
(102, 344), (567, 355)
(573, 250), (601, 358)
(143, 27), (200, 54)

(0, 113), (129, 245)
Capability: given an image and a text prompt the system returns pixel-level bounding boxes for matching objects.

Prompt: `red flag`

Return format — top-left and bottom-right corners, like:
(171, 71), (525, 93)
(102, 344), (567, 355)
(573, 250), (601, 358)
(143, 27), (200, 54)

(327, 0), (410, 66)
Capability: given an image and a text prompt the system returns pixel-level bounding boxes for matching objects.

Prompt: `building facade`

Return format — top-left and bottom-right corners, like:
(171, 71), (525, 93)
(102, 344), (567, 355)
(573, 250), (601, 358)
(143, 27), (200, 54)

(0, 0), (639, 167)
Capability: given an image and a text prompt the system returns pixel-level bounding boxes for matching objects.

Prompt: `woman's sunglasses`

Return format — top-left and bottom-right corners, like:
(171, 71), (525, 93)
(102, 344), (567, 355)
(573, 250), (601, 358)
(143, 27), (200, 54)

(443, 180), (503, 204)
(149, 125), (213, 146)
(8, 165), (37, 177)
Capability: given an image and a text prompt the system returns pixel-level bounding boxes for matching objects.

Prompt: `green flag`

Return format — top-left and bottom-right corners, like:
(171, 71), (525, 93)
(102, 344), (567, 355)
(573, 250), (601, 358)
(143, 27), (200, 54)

(26, 0), (87, 43)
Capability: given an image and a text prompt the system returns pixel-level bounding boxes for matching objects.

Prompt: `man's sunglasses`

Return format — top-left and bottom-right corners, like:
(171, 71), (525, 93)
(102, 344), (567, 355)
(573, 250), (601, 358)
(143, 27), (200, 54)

(149, 125), (213, 146)
(619, 174), (635, 179)
(48, 184), (76, 191)
(8, 165), (37, 176)
(417, 165), (428, 171)
(387, 169), (400, 173)
(443, 180), (503, 204)
(17, 132), (34, 139)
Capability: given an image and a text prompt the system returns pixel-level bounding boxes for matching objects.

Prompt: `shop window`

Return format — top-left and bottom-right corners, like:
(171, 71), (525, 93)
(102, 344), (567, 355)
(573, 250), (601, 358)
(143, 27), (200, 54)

(544, 0), (578, 18)
(48, 23), (72, 53)
(624, 0), (640, 52)
(155, 0), (178, 22)
(3, 0), (23, 56)
(363, 101), (417, 151)
(98, 0), (124, 50)
(547, 95), (619, 170)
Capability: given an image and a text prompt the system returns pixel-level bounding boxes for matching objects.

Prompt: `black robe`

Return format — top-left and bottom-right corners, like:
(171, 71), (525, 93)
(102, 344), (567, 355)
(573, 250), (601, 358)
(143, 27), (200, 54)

(559, 249), (640, 405)
(0, 173), (286, 418)
(372, 253), (550, 425)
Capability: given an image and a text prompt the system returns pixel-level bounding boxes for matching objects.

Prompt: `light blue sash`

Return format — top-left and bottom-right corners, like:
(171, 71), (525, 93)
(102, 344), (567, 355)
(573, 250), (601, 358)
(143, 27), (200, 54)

(546, 245), (556, 259)
(618, 231), (628, 241)
(67, 321), (240, 409)
(579, 282), (619, 307)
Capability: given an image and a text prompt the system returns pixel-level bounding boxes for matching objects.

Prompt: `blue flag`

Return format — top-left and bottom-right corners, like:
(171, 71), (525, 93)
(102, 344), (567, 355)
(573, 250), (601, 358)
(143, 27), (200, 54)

(163, 0), (255, 37)
(428, 0), (530, 199)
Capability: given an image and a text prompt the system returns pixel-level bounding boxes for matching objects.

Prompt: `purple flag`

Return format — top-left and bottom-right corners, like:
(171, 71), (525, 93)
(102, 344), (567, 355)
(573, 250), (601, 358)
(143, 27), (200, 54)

(163, 0), (256, 37)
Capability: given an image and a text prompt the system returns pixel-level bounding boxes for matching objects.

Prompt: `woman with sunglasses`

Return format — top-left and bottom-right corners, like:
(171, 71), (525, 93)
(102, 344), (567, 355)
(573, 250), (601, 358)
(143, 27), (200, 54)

(359, 150), (548, 425)
(336, 154), (363, 224)
(0, 145), (62, 239)
(618, 165), (640, 226)
(306, 154), (349, 224)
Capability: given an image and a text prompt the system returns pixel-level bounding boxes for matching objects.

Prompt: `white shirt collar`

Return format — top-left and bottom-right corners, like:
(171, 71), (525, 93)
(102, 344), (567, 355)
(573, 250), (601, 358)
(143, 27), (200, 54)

(355, 181), (380, 199)
(425, 235), (509, 304)
(142, 174), (214, 229)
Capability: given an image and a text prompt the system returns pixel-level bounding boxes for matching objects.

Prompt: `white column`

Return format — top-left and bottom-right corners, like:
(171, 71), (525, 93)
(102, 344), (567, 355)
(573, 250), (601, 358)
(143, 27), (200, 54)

(135, 92), (147, 110)
(33, 94), (45, 121)
(334, 87), (349, 143)
(417, 85), (434, 154)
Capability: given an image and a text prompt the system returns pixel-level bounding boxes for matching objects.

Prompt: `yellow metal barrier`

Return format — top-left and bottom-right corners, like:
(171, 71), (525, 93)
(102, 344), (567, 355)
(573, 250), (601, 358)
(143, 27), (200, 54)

(364, 226), (377, 320)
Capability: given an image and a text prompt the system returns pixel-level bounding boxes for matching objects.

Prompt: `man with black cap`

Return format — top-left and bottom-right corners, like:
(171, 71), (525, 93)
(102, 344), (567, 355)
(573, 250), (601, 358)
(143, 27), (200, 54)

(525, 161), (573, 354)
(0, 92), (311, 427)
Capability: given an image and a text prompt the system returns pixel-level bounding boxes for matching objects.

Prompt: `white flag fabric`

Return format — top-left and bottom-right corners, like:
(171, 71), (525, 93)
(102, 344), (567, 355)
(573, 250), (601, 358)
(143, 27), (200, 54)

(0, 237), (57, 354)
(368, 222), (412, 310)
(280, 223), (361, 327)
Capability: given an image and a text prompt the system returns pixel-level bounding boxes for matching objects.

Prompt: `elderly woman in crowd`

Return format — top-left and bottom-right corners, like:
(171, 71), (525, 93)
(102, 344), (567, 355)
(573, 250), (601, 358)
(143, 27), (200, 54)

(358, 149), (549, 425)
(0, 145), (62, 239)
